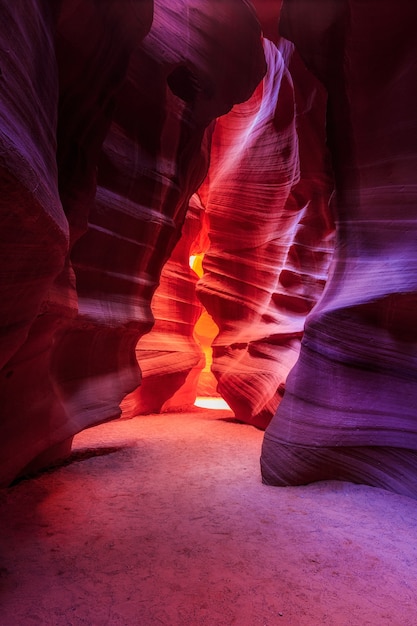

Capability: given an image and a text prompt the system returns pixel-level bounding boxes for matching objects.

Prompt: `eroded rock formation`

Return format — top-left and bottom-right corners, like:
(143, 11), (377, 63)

(196, 36), (334, 428)
(0, 1), (66, 370)
(121, 194), (205, 416)
(2, 0), (415, 500)
(261, 0), (417, 497)
(0, 0), (154, 485)
(0, 0), (265, 485)
(126, 4), (334, 427)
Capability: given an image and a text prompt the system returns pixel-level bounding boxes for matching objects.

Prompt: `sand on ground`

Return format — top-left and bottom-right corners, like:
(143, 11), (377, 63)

(1, 409), (416, 625)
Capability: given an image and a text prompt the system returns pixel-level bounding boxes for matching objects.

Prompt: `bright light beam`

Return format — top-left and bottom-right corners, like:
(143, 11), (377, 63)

(194, 396), (232, 411)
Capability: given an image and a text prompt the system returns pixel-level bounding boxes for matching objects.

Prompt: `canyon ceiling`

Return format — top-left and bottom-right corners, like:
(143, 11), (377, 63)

(0, 0), (416, 497)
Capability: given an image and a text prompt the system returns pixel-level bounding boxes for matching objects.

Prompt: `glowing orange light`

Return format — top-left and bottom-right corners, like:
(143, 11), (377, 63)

(189, 255), (197, 270)
(189, 252), (231, 411)
(189, 253), (204, 278)
(194, 396), (232, 410)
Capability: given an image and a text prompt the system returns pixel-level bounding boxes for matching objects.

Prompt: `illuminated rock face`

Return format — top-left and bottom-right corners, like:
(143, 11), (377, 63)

(0, 0), (265, 485)
(261, 0), (417, 497)
(121, 195), (205, 417)
(197, 38), (333, 428)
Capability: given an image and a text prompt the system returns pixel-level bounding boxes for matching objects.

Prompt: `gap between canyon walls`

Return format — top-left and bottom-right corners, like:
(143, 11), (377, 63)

(124, 35), (335, 429)
(0, 0), (335, 485)
(2, 0), (415, 500)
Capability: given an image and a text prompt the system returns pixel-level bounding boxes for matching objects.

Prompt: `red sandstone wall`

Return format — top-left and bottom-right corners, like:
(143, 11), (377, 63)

(125, 8), (334, 427)
(0, 0), (265, 485)
(196, 37), (334, 428)
(0, 0), (154, 485)
(121, 194), (205, 416)
(2, 0), (415, 500)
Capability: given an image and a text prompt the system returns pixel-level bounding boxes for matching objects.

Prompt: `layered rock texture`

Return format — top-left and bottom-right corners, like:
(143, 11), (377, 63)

(196, 37), (334, 428)
(0, 0), (265, 485)
(261, 0), (417, 497)
(121, 194), (206, 417)
(1, 0), (416, 500)
(0, 0), (153, 485)
(129, 32), (334, 428)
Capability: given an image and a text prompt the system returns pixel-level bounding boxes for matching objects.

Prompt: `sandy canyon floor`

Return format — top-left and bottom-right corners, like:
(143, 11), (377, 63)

(1, 408), (417, 625)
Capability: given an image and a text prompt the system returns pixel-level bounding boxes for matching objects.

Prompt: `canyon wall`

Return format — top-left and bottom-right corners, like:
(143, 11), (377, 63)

(121, 194), (205, 417)
(196, 37), (334, 428)
(0, 0), (265, 485)
(2, 0), (415, 499)
(129, 33), (334, 428)
(261, 0), (417, 497)
(0, 0), (153, 485)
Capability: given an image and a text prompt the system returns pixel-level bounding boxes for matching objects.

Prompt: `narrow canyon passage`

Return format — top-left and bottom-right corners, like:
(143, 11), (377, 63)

(1, 409), (416, 626)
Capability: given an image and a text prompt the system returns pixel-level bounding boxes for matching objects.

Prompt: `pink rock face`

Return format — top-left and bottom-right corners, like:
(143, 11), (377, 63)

(196, 37), (333, 428)
(56, 0), (154, 246)
(250, 0), (283, 43)
(261, 0), (417, 497)
(0, 0), (265, 485)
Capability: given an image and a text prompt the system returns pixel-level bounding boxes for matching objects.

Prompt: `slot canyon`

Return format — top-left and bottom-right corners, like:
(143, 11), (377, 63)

(1, 1), (417, 624)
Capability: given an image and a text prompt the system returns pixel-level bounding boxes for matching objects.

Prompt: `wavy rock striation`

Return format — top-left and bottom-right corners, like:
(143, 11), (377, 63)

(121, 194), (205, 416)
(197, 37), (333, 428)
(261, 0), (417, 497)
(0, 0), (153, 485)
(0, 0), (265, 485)
(0, 2), (66, 370)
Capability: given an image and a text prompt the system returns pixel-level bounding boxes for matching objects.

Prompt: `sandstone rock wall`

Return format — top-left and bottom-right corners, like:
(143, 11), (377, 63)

(261, 0), (417, 497)
(0, 0), (153, 485)
(121, 194), (205, 416)
(3, 0), (414, 499)
(196, 37), (334, 428)
(0, 0), (265, 485)
(121, 10), (335, 429)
